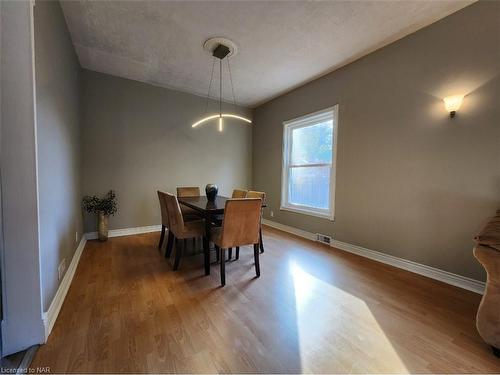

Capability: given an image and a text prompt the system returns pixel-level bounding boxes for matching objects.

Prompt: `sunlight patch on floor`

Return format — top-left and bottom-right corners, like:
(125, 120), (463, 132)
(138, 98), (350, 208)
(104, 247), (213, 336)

(289, 261), (409, 373)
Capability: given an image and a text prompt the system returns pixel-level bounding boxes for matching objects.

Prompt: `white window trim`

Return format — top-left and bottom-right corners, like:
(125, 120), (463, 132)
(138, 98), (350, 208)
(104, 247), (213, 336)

(280, 105), (339, 221)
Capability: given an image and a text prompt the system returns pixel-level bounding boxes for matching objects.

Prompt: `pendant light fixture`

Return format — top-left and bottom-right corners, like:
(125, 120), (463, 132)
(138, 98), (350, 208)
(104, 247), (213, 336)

(192, 37), (252, 132)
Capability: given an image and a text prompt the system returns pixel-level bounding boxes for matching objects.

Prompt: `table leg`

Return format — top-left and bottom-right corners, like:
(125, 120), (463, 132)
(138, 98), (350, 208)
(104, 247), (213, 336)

(203, 213), (212, 275)
(259, 227), (264, 253)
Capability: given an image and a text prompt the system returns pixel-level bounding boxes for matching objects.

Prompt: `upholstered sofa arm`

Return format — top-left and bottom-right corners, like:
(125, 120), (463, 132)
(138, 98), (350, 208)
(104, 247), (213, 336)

(473, 245), (500, 356)
(473, 210), (500, 357)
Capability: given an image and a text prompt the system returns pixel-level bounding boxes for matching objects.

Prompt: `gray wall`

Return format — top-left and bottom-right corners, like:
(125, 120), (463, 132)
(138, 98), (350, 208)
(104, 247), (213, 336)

(1, 0), (45, 354)
(34, 0), (83, 312)
(253, 1), (500, 281)
(81, 70), (252, 232)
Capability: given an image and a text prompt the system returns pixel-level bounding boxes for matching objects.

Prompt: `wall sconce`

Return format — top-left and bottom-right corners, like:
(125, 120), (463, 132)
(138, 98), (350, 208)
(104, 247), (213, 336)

(443, 94), (465, 118)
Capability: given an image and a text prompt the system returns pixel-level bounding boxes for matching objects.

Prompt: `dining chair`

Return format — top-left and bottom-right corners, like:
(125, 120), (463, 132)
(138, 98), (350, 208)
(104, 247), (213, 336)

(226, 189), (266, 260)
(216, 189), (247, 259)
(176, 186), (200, 197)
(238, 190), (266, 258)
(157, 191), (174, 255)
(232, 189), (248, 198)
(164, 192), (205, 270)
(210, 198), (262, 286)
(176, 186), (203, 220)
(211, 188), (247, 229)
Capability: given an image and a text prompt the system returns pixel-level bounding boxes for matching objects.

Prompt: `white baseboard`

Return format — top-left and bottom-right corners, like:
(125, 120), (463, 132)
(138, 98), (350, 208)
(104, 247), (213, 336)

(262, 219), (485, 294)
(262, 219), (317, 241)
(16, 345), (38, 375)
(43, 235), (87, 341)
(85, 224), (162, 240)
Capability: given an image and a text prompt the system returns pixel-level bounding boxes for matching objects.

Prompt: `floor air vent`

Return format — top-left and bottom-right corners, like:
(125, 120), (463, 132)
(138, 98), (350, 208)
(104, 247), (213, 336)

(316, 233), (332, 245)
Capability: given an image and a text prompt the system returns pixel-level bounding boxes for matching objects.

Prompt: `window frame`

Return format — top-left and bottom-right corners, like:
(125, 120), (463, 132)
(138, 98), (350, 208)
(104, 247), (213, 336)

(280, 105), (339, 221)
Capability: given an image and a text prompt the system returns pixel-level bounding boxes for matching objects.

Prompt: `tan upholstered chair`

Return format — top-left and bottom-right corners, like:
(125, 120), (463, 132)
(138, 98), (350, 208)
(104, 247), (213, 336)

(176, 186), (202, 220)
(157, 191), (173, 253)
(228, 190), (266, 260)
(213, 189), (248, 241)
(164, 192), (205, 270)
(246, 191), (266, 200)
(232, 189), (248, 198)
(177, 186), (200, 197)
(212, 189), (248, 233)
(210, 198), (262, 286)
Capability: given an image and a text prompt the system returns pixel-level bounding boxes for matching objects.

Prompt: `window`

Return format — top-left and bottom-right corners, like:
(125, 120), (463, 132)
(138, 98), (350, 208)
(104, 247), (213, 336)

(281, 106), (338, 220)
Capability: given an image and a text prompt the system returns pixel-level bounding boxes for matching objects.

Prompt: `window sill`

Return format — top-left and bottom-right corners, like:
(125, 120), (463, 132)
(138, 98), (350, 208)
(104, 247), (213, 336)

(280, 205), (334, 221)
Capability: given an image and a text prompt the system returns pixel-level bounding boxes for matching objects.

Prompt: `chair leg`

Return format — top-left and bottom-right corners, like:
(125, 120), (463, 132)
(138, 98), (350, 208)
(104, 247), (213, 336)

(492, 346), (500, 358)
(220, 247), (226, 286)
(228, 247), (232, 260)
(215, 244), (220, 262)
(259, 227), (264, 253)
(165, 232), (174, 258)
(202, 236), (209, 274)
(235, 246), (240, 260)
(203, 236), (210, 275)
(254, 243), (260, 277)
(158, 225), (166, 249)
(173, 238), (183, 271)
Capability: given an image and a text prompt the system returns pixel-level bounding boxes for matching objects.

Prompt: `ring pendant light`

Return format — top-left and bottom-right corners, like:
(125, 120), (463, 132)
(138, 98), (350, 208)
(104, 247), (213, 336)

(192, 38), (252, 132)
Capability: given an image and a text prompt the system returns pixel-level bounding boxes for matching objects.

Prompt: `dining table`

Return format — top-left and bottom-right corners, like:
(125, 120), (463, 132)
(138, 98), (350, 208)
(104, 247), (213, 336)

(177, 195), (265, 275)
(177, 195), (228, 275)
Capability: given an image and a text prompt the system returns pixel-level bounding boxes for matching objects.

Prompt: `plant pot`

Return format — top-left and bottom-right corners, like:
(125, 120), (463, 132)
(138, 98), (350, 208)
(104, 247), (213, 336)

(98, 211), (109, 241)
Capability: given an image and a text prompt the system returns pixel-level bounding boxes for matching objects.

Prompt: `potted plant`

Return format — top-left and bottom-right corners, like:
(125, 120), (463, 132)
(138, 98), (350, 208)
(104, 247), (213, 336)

(82, 190), (117, 241)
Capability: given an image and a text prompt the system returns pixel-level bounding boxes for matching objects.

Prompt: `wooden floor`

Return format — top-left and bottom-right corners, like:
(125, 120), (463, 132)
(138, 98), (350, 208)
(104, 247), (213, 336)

(31, 227), (500, 373)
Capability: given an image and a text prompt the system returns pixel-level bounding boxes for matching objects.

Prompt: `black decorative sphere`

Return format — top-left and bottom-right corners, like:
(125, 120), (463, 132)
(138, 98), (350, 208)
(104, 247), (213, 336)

(205, 184), (218, 201)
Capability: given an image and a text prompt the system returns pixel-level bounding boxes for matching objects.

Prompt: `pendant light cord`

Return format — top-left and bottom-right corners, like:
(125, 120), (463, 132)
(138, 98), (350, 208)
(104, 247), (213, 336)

(219, 59), (222, 117)
(203, 57), (216, 115)
(227, 58), (237, 110)
(202, 49), (239, 122)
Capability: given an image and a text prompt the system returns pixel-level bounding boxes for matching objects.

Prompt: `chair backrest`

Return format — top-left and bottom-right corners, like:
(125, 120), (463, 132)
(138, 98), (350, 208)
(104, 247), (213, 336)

(247, 190), (266, 205)
(164, 192), (184, 235)
(221, 198), (262, 248)
(177, 186), (200, 198)
(157, 191), (169, 226)
(232, 189), (248, 198)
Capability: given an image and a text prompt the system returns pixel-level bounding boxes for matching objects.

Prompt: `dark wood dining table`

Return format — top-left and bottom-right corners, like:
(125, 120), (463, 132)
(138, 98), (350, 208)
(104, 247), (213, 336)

(177, 195), (265, 276)
(177, 195), (228, 276)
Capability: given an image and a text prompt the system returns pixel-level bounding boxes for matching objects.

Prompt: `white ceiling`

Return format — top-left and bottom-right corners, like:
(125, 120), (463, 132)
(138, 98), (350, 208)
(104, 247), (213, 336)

(60, 0), (473, 108)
